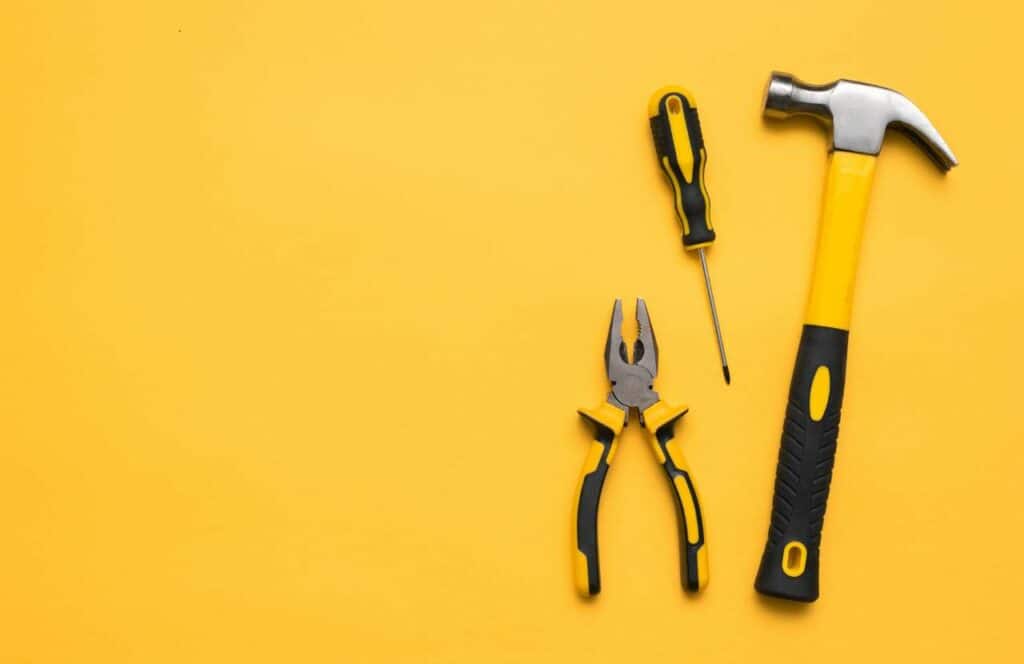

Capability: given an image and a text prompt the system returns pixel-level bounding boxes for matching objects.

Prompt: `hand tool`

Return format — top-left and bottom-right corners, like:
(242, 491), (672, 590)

(754, 72), (957, 602)
(574, 298), (707, 597)
(648, 87), (731, 385)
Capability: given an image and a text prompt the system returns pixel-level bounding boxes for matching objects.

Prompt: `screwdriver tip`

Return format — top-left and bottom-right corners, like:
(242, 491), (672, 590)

(723, 365), (731, 385)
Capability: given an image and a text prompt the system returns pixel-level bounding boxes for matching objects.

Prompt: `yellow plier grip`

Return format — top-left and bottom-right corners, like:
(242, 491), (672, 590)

(574, 402), (625, 597)
(643, 401), (709, 593)
(573, 400), (708, 597)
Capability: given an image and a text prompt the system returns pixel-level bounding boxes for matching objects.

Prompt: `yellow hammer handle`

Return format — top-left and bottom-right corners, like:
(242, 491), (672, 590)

(756, 150), (876, 602)
(804, 152), (877, 330)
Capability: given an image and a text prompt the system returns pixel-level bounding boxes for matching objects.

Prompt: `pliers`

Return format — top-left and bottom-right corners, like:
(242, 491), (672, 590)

(574, 298), (708, 597)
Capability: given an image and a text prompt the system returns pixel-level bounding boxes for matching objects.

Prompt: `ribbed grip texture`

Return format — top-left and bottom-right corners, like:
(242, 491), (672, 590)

(755, 325), (848, 602)
(767, 398), (841, 550)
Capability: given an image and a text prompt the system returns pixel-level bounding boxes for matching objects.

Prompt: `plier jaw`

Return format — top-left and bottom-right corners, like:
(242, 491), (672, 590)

(604, 298), (660, 424)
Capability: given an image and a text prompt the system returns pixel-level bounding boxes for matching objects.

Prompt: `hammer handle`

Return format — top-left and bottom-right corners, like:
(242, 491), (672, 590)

(755, 324), (847, 601)
(755, 152), (876, 602)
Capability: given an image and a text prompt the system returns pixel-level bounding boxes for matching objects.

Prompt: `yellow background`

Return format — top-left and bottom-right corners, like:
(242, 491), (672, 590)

(2, 1), (1022, 661)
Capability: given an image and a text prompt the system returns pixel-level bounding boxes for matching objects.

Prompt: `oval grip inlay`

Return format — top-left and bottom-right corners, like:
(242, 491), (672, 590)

(809, 365), (831, 422)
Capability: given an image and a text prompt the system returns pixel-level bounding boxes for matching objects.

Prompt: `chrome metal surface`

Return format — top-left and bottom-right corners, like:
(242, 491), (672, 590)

(603, 298), (660, 416)
(763, 71), (958, 170)
(698, 248), (730, 383)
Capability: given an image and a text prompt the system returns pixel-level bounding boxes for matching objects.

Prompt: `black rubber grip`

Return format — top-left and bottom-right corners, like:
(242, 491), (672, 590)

(654, 422), (706, 592)
(649, 93), (715, 248)
(755, 324), (848, 602)
(576, 426), (614, 596)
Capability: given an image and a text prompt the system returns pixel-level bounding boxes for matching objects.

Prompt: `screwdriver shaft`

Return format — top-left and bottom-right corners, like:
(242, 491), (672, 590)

(697, 248), (730, 384)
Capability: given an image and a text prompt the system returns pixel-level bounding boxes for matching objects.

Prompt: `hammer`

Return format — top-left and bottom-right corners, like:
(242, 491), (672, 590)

(754, 72), (957, 602)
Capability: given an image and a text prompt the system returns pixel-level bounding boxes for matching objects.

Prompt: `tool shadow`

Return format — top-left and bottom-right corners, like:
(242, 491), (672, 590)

(754, 591), (814, 616)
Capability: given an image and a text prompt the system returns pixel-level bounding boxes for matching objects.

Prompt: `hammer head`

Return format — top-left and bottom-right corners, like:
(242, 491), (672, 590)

(763, 72), (957, 171)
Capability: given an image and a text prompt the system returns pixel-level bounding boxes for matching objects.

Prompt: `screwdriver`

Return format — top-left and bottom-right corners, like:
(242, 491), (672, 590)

(648, 86), (731, 384)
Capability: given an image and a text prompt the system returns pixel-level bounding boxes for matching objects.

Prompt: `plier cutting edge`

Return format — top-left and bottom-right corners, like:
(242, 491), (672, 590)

(574, 298), (708, 597)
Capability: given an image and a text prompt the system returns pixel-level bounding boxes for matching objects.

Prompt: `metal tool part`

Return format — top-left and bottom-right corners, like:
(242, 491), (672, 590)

(604, 298), (660, 419)
(697, 248), (729, 384)
(763, 72), (958, 169)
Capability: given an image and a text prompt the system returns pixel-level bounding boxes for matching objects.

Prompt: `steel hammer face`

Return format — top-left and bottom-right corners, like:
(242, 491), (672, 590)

(763, 72), (958, 170)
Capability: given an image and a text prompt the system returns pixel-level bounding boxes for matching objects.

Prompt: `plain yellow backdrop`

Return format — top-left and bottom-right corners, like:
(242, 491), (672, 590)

(2, 1), (1022, 661)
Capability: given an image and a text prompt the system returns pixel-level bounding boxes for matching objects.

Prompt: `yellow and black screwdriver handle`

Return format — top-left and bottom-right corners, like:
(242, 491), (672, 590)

(648, 87), (715, 251)
(754, 152), (877, 602)
(573, 401), (708, 597)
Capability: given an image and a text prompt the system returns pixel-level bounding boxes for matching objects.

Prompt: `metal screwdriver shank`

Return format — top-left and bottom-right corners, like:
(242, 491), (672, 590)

(697, 248), (730, 384)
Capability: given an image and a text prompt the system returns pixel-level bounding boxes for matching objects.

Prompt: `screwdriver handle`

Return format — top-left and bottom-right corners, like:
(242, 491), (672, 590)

(649, 87), (715, 250)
